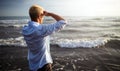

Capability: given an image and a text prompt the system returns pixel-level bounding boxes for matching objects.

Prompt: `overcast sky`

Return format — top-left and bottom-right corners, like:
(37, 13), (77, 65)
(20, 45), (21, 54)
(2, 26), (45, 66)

(0, 0), (120, 16)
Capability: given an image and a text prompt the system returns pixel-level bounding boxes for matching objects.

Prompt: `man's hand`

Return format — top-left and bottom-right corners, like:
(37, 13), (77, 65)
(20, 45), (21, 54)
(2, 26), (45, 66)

(43, 11), (50, 16)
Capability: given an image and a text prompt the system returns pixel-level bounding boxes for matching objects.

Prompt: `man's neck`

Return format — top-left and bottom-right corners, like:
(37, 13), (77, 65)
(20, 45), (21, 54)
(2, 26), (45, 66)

(32, 19), (41, 24)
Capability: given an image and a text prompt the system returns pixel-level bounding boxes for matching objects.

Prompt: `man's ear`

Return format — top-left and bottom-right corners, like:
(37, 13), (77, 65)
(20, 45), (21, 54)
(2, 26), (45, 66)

(38, 14), (44, 24)
(38, 15), (42, 19)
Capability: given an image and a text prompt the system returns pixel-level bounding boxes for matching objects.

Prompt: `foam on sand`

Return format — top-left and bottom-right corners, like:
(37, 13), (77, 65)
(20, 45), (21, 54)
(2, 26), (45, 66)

(57, 39), (108, 48)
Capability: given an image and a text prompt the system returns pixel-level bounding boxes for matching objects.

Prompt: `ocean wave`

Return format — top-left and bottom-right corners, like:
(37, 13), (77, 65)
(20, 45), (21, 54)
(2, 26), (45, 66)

(0, 37), (110, 48)
(0, 19), (29, 24)
(0, 19), (28, 28)
(0, 37), (26, 47)
(57, 39), (108, 48)
(0, 24), (24, 28)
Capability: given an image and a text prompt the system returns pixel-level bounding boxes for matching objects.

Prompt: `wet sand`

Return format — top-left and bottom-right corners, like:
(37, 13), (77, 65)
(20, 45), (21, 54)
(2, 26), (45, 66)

(0, 40), (120, 71)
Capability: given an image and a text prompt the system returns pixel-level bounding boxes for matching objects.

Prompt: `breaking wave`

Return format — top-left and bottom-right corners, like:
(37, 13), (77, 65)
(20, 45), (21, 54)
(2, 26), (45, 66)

(0, 37), (109, 48)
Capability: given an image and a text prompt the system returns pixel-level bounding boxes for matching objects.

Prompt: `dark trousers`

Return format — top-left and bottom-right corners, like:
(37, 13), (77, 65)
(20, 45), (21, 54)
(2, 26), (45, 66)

(37, 63), (52, 71)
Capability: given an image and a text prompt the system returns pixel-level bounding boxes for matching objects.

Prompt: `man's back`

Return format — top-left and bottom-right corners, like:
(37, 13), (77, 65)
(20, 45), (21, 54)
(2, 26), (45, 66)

(22, 5), (67, 71)
(22, 20), (66, 71)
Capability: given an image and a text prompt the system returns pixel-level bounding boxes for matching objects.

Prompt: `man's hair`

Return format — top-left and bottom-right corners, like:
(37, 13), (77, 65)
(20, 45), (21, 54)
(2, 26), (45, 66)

(29, 5), (44, 20)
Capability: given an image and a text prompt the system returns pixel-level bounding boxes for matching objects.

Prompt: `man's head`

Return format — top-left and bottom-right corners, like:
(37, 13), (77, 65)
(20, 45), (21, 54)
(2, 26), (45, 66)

(29, 5), (44, 24)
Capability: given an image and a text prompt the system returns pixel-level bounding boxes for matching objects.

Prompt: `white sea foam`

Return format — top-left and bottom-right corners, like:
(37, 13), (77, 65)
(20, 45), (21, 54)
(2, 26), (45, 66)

(0, 24), (24, 28)
(0, 19), (28, 28)
(57, 39), (108, 48)
(0, 19), (28, 24)
(0, 37), (108, 48)
(0, 37), (27, 47)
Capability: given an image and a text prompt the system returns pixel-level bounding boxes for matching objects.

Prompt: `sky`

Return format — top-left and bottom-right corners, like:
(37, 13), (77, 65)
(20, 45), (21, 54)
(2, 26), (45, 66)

(0, 0), (120, 16)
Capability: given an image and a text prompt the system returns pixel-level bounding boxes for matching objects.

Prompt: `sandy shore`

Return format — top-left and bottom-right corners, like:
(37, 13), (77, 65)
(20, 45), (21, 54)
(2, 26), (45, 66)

(0, 40), (120, 71)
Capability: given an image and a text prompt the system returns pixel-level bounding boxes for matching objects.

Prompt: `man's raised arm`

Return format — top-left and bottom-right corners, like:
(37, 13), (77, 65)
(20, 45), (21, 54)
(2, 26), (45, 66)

(44, 11), (65, 21)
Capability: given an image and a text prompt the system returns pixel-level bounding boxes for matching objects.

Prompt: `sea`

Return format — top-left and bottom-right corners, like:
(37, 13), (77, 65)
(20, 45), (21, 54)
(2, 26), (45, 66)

(0, 16), (120, 48)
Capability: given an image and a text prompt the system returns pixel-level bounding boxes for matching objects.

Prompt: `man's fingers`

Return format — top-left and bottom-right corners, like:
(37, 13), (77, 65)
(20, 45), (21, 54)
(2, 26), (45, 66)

(43, 11), (49, 16)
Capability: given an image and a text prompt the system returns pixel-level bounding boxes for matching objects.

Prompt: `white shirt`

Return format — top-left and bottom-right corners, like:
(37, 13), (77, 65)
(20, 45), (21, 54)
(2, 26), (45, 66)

(22, 20), (67, 71)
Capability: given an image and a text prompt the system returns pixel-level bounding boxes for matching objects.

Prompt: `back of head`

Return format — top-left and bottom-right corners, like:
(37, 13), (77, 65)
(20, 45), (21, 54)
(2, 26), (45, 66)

(29, 5), (44, 20)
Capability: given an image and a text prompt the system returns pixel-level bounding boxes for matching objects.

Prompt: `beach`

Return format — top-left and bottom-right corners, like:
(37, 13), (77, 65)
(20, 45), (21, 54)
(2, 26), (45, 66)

(0, 0), (120, 70)
(0, 16), (120, 71)
(0, 40), (120, 71)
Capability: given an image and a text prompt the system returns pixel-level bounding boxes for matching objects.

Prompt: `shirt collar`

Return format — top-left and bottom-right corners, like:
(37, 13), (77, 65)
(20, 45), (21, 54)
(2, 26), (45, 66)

(28, 21), (40, 27)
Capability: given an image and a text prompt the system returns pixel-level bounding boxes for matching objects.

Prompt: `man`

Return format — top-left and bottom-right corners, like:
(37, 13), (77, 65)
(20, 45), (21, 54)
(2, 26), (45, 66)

(22, 5), (67, 71)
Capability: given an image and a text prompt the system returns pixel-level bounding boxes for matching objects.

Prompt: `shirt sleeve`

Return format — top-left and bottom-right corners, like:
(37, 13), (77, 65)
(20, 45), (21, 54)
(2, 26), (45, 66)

(37, 20), (67, 37)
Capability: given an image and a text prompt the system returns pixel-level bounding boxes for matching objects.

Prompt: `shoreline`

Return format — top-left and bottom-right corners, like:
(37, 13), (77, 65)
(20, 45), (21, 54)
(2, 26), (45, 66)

(0, 40), (120, 71)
